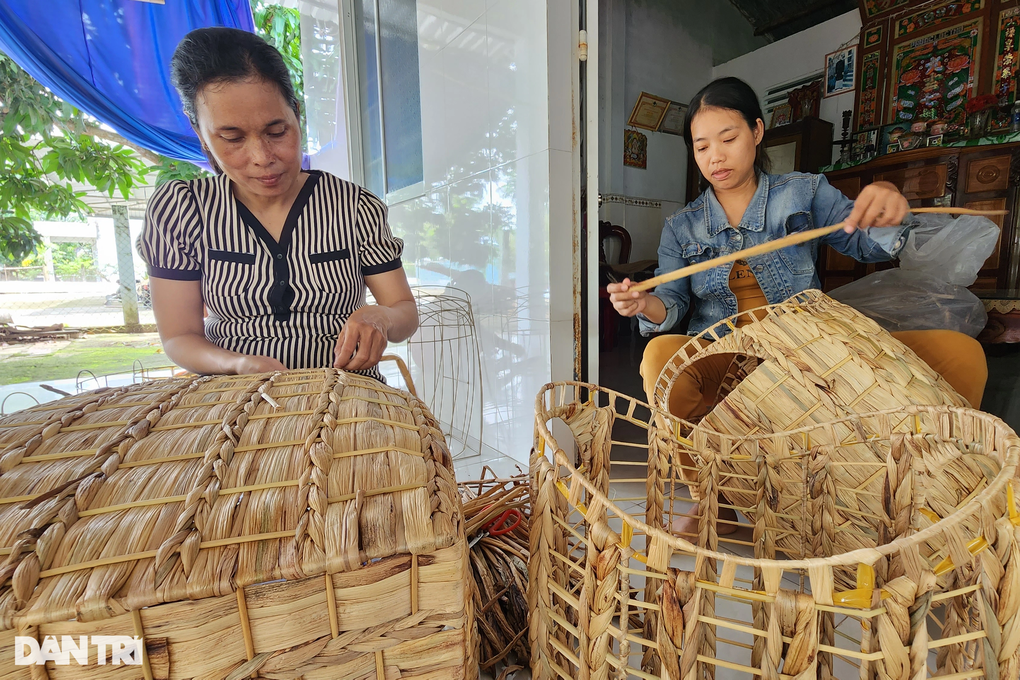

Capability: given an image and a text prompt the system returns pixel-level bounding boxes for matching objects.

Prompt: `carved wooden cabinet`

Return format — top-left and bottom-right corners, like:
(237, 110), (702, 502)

(823, 143), (1020, 291)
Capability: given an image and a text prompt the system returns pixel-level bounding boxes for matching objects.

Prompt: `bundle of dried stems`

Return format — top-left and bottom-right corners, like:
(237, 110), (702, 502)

(459, 467), (530, 679)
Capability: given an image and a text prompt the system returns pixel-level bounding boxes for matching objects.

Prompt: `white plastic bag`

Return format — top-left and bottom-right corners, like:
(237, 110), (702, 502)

(828, 269), (988, 336)
(897, 213), (1000, 285)
(829, 214), (998, 337)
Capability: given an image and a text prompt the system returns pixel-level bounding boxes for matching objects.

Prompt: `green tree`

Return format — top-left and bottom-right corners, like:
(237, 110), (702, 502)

(252, 1), (304, 109)
(0, 53), (152, 261)
(0, 2), (303, 262)
(51, 242), (99, 281)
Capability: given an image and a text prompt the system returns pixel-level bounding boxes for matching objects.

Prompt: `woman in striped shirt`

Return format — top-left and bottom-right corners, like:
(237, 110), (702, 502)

(139, 28), (417, 381)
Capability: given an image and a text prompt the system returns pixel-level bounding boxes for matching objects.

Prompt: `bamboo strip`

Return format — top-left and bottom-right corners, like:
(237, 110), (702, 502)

(324, 573), (339, 639)
(814, 644), (885, 662)
(148, 410), (317, 431)
(696, 654), (763, 677)
(603, 654), (658, 680)
(410, 556), (419, 615)
(38, 528), (294, 578)
(131, 608), (154, 680)
(236, 588), (255, 661)
(20, 447), (100, 463)
(926, 630), (987, 649)
(0, 420), (48, 428)
(70, 479), (422, 519)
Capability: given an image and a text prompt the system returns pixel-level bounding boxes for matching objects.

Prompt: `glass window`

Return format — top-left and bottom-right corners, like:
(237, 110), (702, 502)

(354, 0), (423, 197)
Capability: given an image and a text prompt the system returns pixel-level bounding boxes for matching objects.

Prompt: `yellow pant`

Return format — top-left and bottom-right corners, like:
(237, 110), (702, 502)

(640, 329), (987, 493)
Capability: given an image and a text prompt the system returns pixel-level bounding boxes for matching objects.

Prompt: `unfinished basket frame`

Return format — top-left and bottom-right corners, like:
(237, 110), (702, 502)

(529, 381), (1020, 680)
(0, 369), (477, 679)
(650, 289), (983, 562)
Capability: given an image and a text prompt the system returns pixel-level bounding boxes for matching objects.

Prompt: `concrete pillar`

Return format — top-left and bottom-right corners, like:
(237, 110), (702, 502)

(112, 205), (139, 328)
(41, 236), (55, 282)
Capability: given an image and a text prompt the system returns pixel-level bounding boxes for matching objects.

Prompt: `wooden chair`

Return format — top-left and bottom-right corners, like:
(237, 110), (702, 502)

(598, 221), (657, 350)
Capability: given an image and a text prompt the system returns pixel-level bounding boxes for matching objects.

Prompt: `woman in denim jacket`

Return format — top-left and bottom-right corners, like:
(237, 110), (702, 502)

(608, 77), (987, 537)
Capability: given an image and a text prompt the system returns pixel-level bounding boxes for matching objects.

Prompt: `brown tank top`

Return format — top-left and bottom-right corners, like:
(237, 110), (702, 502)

(729, 260), (768, 327)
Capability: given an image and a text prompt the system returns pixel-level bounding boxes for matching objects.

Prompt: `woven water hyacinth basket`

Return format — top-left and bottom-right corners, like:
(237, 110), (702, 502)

(651, 289), (981, 563)
(0, 369), (476, 679)
(530, 382), (1020, 680)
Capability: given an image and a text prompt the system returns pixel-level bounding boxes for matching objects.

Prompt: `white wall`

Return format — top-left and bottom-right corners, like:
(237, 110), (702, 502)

(340, 0), (576, 463)
(598, 0), (766, 262)
(713, 10), (863, 163)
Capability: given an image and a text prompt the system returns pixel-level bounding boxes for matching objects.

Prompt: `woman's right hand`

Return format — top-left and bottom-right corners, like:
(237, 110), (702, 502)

(607, 278), (650, 317)
(233, 354), (287, 375)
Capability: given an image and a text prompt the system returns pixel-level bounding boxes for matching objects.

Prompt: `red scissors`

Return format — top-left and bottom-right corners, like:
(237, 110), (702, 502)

(469, 506), (523, 548)
(485, 507), (522, 536)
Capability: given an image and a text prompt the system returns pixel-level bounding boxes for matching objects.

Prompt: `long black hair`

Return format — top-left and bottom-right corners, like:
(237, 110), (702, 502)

(684, 77), (771, 175)
(170, 27), (300, 129)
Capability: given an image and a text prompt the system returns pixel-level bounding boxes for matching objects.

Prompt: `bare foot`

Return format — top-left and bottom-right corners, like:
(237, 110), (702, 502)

(669, 506), (739, 540)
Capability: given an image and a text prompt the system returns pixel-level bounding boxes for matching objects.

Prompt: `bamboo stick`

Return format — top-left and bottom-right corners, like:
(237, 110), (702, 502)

(627, 206), (1008, 293)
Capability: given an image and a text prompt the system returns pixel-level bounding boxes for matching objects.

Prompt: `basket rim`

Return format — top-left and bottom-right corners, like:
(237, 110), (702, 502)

(650, 289), (830, 409)
(534, 380), (1020, 571)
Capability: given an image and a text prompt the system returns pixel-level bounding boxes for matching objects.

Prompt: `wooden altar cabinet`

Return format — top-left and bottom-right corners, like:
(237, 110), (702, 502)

(821, 142), (1020, 292)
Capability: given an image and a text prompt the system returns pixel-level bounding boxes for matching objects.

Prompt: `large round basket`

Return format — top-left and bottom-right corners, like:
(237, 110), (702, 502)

(529, 382), (1020, 680)
(651, 289), (979, 561)
(0, 369), (476, 679)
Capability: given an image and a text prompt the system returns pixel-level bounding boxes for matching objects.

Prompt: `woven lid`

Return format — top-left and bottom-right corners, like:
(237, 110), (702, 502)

(0, 369), (460, 629)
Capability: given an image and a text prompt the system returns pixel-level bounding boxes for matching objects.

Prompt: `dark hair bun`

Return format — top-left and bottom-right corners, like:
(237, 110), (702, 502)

(171, 27), (300, 126)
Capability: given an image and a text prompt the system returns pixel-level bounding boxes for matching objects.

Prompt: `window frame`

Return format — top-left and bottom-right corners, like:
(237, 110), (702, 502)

(337, 0), (425, 202)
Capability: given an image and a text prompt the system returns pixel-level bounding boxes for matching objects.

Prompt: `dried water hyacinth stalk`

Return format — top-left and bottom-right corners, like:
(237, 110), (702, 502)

(459, 468), (530, 674)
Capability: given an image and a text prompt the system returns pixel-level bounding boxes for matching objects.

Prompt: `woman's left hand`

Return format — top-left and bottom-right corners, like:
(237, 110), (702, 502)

(334, 305), (391, 370)
(843, 181), (910, 233)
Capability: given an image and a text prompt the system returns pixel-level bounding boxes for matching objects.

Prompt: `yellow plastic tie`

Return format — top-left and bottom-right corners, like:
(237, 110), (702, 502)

(1009, 482), (1019, 526)
(832, 563), (875, 609)
(918, 508), (941, 523)
(934, 535), (991, 577)
(555, 480), (588, 515)
(553, 478), (648, 564)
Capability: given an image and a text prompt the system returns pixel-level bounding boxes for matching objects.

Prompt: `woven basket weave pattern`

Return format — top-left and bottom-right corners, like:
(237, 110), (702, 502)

(652, 290), (980, 562)
(529, 382), (1020, 680)
(0, 369), (476, 679)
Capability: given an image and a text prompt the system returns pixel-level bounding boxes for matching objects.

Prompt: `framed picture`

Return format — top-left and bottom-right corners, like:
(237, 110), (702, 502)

(927, 134), (944, 146)
(879, 122), (910, 154)
(898, 132), (924, 151)
(769, 103), (793, 128)
(888, 17), (982, 130)
(852, 127), (879, 162)
(624, 129), (648, 168)
(824, 44), (858, 98)
(627, 92), (670, 131)
(659, 101), (688, 135)
(788, 79), (822, 121)
(768, 140), (799, 174)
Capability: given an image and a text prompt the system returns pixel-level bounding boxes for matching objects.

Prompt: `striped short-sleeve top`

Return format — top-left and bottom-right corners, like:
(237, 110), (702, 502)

(137, 170), (402, 380)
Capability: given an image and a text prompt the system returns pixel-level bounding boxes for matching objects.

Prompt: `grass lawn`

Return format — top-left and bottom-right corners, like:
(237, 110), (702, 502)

(0, 333), (170, 385)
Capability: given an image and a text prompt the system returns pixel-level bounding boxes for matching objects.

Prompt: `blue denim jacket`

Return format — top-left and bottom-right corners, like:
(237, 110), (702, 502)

(639, 172), (911, 336)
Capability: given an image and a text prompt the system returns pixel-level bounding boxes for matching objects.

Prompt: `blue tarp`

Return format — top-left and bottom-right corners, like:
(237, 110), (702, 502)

(0, 1), (255, 162)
